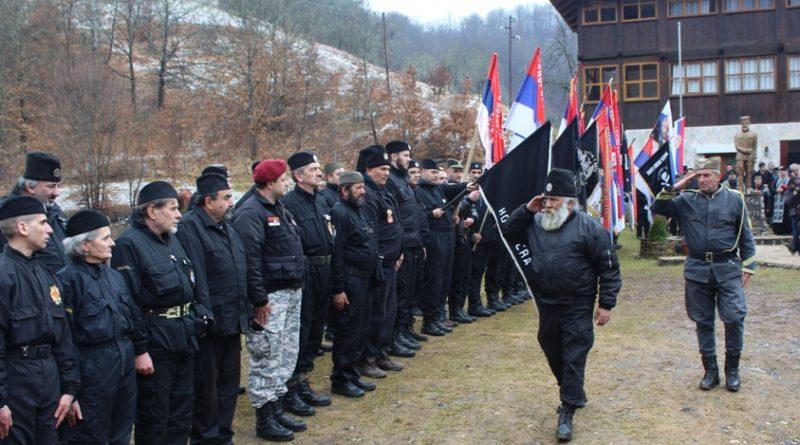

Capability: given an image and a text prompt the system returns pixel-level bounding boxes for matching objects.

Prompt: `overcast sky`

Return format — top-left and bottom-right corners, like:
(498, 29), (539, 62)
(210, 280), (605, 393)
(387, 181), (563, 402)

(368, 0), (548, 25)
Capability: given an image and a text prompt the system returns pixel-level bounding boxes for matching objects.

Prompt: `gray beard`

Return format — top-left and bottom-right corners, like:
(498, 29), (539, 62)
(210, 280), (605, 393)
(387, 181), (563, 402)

(539, 205), (570, 231)
(168, 226), (178, 235)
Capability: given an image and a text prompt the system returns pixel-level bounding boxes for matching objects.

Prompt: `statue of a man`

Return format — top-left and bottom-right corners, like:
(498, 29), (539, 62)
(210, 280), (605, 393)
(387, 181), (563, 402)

(734, 115), (757, 193)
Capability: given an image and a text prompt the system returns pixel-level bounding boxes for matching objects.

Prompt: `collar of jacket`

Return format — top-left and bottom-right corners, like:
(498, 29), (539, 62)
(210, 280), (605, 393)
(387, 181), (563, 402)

(74, 258), (103, 278)
(417, 179), (436, 188)
(193, 207), (227, 231)
(295, 185), (317, 201)
(364, 175), (384, 191)
(3, 244), (36, 262)
(253, 189), (282, 210)
(390, 165), (408, 178)
(129, 209), (172, 245)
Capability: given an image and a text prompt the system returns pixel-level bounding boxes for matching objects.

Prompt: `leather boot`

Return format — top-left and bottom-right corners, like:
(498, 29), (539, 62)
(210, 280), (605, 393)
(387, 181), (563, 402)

(388, 340), (416, 358)
(435, 320), (453, 333)
(724, 352), (741, 392)
(421, 321), (445, 336)
(699, 354), (720, 390)
(255, 402), (294, 441)
(297, 379), (332, 407)
(468, 305), (493, 317)
(405, 326), (428, 342)
(556, 404), (575, 442)
(331, 381), (364, 398)
(353, 378), (376, 391)
(376, 352), (404, 371)
(395, 331), (421, 350)
(450, 308), (473, 324)
(356, 358), (386, 378)
(282, 385), (315, 416)
(274, 399), (307, 432)
(488, 299), (506, 312)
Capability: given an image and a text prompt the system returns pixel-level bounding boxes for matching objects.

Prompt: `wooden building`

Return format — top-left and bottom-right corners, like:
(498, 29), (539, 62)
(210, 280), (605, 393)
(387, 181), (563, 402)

(550, 0), (800, 168)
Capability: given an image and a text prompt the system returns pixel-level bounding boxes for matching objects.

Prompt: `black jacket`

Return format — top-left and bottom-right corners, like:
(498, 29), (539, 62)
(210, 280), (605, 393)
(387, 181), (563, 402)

(472, 198), (501, 244)
(177, 209), (251, 336)
(415, 180), (468, 232)
(503, 206), (621, 309)
(111, 209), (202, 356)
(0, 245), (79, 407)
(318, 183), (339, 211)
(282, 187), (335, 258)
(364, 176), (405, 262)
(386, 167), (425, 248)
(232, 192), (305, 301)
(57, 260), (135, 347)
(329, 199), (379, 294)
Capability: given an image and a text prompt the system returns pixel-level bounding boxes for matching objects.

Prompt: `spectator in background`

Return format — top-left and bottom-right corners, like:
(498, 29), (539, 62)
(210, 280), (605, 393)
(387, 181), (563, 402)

(785, 178), (800, 255)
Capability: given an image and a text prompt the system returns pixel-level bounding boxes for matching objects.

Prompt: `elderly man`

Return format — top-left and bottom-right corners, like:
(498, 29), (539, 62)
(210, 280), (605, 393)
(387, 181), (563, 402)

(651, 156), (756, 393)
(503, 168), (621, 442)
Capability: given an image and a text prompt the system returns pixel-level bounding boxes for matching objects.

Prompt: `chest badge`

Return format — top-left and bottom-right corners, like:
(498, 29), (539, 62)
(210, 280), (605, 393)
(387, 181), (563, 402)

(50, 285), (62, 305)
(386, 209), (394, 224)
(267, 216), (281, 227)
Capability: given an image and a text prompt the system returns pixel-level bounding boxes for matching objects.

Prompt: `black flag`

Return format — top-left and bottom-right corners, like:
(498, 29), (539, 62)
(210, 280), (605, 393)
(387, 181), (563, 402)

(639, 141), (674, 200)
(551, 119), (579, 173)
(477, 121), (551, 273)
(577, 121), (599, 200)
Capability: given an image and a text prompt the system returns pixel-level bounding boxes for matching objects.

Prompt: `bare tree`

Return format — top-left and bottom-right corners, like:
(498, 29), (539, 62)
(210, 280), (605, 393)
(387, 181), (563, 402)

(114, 0), (145, 108)
(148, 0), (201, 108)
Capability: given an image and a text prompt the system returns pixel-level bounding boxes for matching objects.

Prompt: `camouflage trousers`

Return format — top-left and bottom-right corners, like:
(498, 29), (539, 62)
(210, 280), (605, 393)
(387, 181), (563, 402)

(246, 287), (302, 409)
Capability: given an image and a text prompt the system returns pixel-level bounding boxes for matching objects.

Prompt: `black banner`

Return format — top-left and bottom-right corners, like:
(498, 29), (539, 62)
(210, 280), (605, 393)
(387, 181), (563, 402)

(639, 141), (674, 198)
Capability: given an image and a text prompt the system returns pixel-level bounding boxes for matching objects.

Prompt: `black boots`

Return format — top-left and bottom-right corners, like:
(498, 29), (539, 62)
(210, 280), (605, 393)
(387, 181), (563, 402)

(556, 404), (575, 442)
(468, 305), (493, 317)
(255, 402), (294, 442)
(405, 326), (428, 342)
(274, 399), (307, 432)
(699, 355), (720, 390)
(421, 320), (445, 336)
(376, 353), (404, 372)
(388, 339), (416, 358)
(331, 380), (365, 398)
(297, 379), (332, 407)
(450, 308), (475, 324)
(725, 352), (741, 392)
(283, 386), (315, 416)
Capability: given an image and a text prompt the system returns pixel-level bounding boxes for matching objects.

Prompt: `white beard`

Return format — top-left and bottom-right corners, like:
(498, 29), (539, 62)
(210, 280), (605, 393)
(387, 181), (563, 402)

(539, 204), (570, 231)
(169, 226), (178, 235)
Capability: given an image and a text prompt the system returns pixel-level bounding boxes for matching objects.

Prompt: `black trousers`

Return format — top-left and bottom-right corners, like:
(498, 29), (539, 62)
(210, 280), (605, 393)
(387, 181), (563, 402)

(293, 262), (332, 379)
(449, 238), (472, 312)
(469, 240), (499, 308)
(190, 335), (241, 445)
(422, 230), (455, 320)
(536, 303), (595, 408)
(1, 356), (60, 445)
(367, 264), (397, 357)
(395, 246), (424, 331)
(330, 273), (372, 384)
(64, 339), (137, 445)
(135, 353), (194, 445)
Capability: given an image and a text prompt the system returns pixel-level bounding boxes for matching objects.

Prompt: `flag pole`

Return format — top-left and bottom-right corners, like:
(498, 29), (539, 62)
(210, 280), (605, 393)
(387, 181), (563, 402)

(678, 20), (684, 119)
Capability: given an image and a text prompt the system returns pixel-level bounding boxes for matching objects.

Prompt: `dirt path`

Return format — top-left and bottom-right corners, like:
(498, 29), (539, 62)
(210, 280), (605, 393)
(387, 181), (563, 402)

(231, 242), (800, 444)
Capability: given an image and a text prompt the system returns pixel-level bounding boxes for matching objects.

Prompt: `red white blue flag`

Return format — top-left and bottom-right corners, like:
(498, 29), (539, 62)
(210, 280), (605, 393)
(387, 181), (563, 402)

(477, 53), (505, 169)
(557, 68), (580, 138)
(505, 48), (545, 151)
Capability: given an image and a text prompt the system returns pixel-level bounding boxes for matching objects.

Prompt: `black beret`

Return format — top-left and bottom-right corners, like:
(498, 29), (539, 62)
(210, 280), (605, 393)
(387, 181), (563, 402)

(66, 209), (109, 237)
(24, 152), (62, 182)
(544, 168), (577, 198)
(137, 181), (178, 206)
(386, 140), (411, 154)
(420, 158), (438, 170)
(196, 173), (229, 196)
(469, 162), (483, 171)
(356, 145), (385, 172)
(287, 151), (319, 171)
(201, 165), (229, 178)
(0, 196), (46, 220)
(408, 160), (419, 169)
(364, 149), (391, 169)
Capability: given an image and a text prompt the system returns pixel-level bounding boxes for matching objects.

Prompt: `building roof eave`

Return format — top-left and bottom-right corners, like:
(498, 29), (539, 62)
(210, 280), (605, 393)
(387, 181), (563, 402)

(549, 0), (578, 32)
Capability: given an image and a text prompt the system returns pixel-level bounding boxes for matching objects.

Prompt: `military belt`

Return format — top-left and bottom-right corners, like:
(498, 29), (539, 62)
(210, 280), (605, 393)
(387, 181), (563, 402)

(8, 344), (52, 359)
(307, 255), (331, 265)
(688, 251), (739, 263)
(145, 302), (192, 319)
(344, 266), (372, 279)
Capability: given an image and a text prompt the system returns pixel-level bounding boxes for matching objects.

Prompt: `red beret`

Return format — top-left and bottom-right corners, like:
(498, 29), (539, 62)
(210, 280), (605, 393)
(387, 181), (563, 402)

(253, 159), (288, 184)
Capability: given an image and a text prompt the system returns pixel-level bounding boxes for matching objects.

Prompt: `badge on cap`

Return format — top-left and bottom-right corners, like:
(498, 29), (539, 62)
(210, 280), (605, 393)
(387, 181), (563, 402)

(546, 183), (553, 192)
(383, 153), (388, 160)
(53, 168), (61, 178)
(50, 285), (62, 305)
(313, 154), (319, 163)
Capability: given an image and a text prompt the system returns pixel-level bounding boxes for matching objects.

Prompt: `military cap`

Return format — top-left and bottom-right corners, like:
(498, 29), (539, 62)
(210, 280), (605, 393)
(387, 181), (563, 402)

(24, 152), (62, 182)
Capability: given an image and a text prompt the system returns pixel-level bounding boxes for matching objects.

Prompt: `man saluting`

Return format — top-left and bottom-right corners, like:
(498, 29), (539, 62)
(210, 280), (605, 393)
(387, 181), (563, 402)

(503, 168), (620, 443)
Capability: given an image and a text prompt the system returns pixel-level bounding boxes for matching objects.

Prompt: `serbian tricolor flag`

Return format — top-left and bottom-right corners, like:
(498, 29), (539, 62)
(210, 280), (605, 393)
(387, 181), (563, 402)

(591, 84), (625, 233)
(557, 68), (580, 138)
(505, 48), (545, 151)
(673, 117), (686, 179)
(477, 53), (505, 169)
(634, 101), (674, 222)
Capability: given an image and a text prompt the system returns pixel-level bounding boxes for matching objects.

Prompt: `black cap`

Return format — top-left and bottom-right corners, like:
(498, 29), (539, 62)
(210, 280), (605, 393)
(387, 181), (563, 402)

(24, 152), (62, 182)
(356, 145), (385, 172)
(544, 168), (577, 198)
(201, 165), (229, 178)
(447, 158), (463, 170)
(408, 160), (419, 169)
(420, 158), (438, 170)
(66, 209), (109, 237)
(469, 162), (483, 171)
(364, 149), (391, 169)
(137, 181), (178, 206)
(288, 151), (319, 171)
(386, 140), (411, 154)
(0, 195), (46, 220)
(196, 173), (229, 196)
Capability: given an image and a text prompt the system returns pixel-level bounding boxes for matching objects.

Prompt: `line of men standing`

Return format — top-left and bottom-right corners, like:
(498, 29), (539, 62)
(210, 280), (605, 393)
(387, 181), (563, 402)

(0, 146), (530, 444)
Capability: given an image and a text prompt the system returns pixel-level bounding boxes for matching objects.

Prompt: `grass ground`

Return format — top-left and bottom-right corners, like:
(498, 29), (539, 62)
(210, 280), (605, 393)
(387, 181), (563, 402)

(231, 231), (800, 444)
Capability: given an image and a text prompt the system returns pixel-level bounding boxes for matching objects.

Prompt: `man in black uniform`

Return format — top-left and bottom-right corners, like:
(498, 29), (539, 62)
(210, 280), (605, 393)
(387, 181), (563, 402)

(503, 169), (621, 442)
(446, 159), (478, 324)
(0, 152), (68, 274)
(329, 172), (380, 398)
(384, 141), (426, 351)
(0, 195), (79, 443)
(282, 152), (335, 414)
(111, 181), (210, 444)
(177, 173), (250, 445)
(415, 159), (470, 336)
(319, 162), (344, 211)
(404, 160), (431, 340)
(467, 195), (501, 317)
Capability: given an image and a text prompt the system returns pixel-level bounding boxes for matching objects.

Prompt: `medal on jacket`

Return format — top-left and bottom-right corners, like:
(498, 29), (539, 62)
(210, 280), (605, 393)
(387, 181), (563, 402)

(50, 285), (62, 305)
(324, 214), (335, 237)
(386, 209), (394, 224)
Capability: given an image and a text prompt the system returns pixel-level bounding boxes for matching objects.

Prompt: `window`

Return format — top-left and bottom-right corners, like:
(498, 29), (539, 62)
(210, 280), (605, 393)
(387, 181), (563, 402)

(671, 61), (718, 95)
(725, 57), (775, 92)
(583, 65), (617, 103)
(789, 0), (800, 7)
(668, 0), (717, 16)
(622, 0), (657, 21)
(624, 62), (659, 101)
(789, 55), (800, 90)
(723, 0), (774, 11)
(583, 0), (617, 25)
